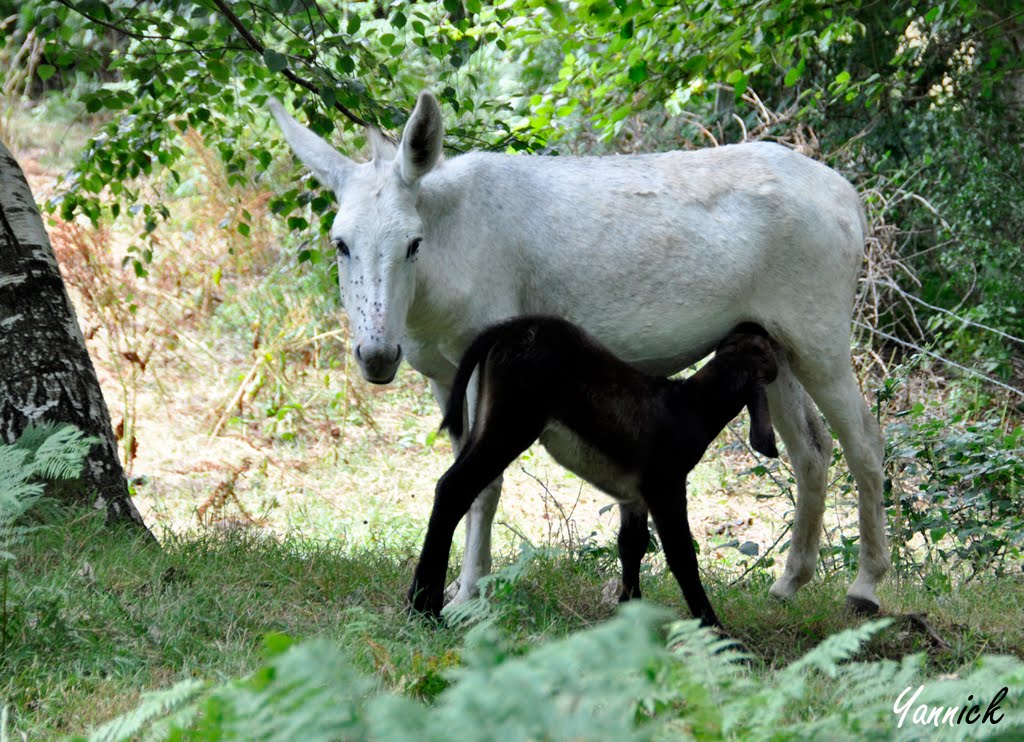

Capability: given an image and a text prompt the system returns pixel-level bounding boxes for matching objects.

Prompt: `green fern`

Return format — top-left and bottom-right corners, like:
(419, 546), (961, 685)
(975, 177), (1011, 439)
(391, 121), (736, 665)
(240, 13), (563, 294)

(82, 600), (1024, 741)
(442, 543), (553, 627)
(0, 445), (43, 562)
(26, 423), (99, 482)
(86, 679), (206, 742)
(0, 424), (98, 561)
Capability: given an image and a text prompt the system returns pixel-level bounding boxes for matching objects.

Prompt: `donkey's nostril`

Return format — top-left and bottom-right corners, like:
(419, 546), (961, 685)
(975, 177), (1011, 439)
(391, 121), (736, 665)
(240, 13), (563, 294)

(355, 345), (364, 362)
(394, 344), (402, 362)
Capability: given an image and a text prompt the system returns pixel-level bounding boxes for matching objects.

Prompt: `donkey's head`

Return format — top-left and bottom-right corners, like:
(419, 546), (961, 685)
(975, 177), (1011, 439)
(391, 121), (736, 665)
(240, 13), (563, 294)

(269, 92), (444, 383)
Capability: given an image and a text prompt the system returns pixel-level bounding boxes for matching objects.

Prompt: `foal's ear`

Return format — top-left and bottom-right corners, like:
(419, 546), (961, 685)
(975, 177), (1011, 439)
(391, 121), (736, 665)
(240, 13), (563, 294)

(747, 383), (779, 458)
(397, 90), (444, 185)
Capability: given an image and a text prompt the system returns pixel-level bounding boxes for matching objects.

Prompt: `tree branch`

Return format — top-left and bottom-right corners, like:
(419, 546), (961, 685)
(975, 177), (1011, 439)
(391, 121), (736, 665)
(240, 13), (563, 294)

(206, 0), (370, 128)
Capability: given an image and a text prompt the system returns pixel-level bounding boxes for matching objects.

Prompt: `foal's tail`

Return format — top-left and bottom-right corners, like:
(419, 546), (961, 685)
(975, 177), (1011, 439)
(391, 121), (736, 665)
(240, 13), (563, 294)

(440, 323), (509, 439)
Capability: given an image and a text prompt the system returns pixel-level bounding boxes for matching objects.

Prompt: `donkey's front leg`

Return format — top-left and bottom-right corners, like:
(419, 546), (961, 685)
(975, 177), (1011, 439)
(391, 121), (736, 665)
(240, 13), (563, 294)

(431, 373), (503, 607)
(644, 480), (721, 628)
(449, 476), (502, 606)
(618, 500), (650, 602)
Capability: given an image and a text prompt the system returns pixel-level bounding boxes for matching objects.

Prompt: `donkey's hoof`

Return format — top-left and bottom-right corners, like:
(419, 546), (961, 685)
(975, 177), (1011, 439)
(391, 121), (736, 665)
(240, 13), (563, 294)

(444, 580), (462, 602)
(845, 595), (881, 615)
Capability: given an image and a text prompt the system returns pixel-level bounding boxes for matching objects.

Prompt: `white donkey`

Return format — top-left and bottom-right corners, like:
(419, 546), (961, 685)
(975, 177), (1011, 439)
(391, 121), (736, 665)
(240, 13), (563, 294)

(269, 91), (890, 614)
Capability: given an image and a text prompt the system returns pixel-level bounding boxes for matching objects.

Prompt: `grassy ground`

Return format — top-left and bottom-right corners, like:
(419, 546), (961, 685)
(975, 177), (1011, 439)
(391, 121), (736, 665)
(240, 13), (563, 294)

(4, 509), (1024, 739)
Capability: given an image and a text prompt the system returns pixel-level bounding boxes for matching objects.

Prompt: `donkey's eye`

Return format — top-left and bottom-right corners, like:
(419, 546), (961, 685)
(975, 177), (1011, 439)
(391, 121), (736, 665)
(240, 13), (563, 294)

(331, 238), (350, 257)
(406, 237), (423, 260)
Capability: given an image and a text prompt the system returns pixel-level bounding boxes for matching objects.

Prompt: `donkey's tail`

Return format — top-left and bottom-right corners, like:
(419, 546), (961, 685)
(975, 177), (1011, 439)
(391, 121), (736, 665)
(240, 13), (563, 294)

(440, 324), (507, 439)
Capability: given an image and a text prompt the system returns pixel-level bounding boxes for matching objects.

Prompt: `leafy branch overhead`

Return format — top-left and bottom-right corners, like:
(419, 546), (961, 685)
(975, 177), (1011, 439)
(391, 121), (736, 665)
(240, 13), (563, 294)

(3, 0), (1021, 374)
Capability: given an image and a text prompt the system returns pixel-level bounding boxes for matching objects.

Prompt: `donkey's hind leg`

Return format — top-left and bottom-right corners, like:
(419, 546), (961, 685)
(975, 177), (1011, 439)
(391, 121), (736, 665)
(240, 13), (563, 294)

(765, 359), (833, 601)
(803, 369), (889, 613)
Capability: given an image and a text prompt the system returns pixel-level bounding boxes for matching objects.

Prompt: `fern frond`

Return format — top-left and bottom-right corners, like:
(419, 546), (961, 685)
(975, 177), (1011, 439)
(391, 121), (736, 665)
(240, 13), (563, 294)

(87, 679), (207, 742)
(0, 424), (97, 562)
(29, 425), (99, 481)
(10, 422), (65, 454)
(0, 447), (35, 510)
(783, 617), (893, 678)
(443, 544), (550, 628)
(0, 444), (45, 560)
(724, 618), (895, 737)
(197, 638), (374, 741)
(431, 601), (672, 742)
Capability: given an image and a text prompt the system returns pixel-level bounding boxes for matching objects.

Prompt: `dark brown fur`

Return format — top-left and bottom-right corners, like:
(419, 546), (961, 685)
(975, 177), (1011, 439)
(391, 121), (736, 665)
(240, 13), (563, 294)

(410, 316), (779, 628)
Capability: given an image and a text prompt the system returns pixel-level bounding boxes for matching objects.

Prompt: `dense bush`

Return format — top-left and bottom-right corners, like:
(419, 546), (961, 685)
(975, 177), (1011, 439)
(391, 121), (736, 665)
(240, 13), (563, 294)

(888, 406), (1024, 584)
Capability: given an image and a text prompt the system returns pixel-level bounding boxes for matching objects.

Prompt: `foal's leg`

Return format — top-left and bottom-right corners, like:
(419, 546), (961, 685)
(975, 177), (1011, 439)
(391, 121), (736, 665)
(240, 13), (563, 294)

(643, 479), (720, 628)
(618, 501), (650, 601)
(410, 405), (544, 617)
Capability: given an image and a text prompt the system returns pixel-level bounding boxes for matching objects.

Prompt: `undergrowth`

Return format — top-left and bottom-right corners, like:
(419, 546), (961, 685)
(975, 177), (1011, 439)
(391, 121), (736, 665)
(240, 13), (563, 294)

(2, 509), (1024, 739)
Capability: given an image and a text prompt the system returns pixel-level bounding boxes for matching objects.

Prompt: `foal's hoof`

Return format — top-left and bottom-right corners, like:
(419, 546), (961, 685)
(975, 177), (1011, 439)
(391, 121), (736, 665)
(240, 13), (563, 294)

(845, 595), (881, 616)
(407, 586), (444, 622)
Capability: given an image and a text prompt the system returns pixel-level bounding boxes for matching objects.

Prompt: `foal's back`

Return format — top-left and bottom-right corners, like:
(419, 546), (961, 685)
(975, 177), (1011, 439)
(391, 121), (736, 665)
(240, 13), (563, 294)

(477, 316), (674, 466)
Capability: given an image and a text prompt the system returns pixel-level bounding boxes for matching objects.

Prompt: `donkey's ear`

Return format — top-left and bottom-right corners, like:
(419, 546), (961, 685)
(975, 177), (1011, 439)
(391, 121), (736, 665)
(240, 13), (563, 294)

(268, 98), (355, 193)
(747, 383), (779, 458)
(397, 91), (444, 185)
(367, 128), (397, 162)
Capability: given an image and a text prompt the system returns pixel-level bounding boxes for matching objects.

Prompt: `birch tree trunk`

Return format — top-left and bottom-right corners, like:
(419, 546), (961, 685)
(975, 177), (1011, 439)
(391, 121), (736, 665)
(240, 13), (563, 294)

(0, 140), (150, 534)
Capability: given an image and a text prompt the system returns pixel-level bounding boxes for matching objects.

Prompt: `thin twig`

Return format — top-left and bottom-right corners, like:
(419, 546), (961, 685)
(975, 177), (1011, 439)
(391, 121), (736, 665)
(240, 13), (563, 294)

(855, 321), (1024, 398)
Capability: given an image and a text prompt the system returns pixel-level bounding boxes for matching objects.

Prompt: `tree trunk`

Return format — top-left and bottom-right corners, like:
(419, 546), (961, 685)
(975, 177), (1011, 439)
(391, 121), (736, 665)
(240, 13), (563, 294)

(0, 140), (151, 534)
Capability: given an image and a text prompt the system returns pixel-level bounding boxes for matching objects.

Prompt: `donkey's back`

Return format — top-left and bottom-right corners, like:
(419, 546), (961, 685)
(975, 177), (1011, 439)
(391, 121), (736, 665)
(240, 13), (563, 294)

(422, 141), (864, 373)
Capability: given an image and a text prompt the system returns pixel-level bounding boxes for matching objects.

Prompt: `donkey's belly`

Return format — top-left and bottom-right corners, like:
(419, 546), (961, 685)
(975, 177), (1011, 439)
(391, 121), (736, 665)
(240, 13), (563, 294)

(538, 423), (642, 503)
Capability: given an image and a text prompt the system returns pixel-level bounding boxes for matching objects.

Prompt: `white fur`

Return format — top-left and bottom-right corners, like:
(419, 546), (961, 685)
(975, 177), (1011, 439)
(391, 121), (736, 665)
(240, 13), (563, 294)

(270, 91), (890, 610)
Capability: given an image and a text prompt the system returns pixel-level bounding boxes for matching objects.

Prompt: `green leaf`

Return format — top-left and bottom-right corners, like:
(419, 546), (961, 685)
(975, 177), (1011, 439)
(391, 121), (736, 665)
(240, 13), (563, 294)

(83, 93), (103, 113)
(37, 64), (56, 81)
(263, 49), (287, 73)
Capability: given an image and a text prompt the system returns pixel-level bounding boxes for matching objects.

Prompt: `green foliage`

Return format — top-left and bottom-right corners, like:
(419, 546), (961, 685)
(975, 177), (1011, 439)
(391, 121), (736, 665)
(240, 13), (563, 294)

(6, 0), (524, 241)
(79, 605), (1024, 741)
(1, 424), (98, 663)
(514, 0), (867, 146)
(0, 424), (97, 562)
(3, 508), (1024, 738)
(442, 543), (554, 627)
(887, 403), (1024, 582)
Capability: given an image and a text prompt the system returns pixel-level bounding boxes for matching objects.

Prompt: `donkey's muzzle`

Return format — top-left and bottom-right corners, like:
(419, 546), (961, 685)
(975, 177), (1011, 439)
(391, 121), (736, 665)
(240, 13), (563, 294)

(355, 343), (402, 384)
